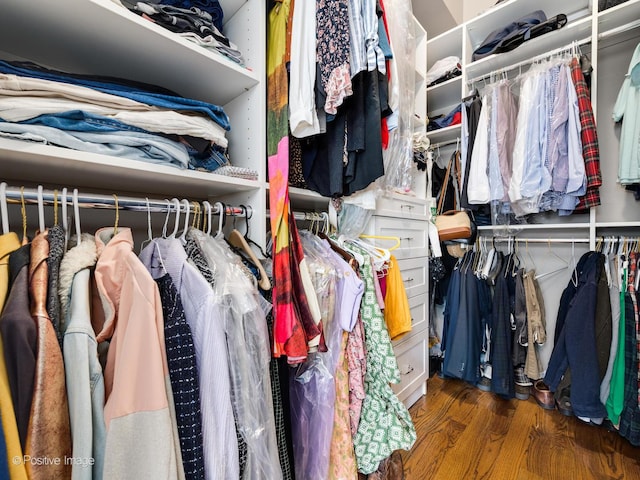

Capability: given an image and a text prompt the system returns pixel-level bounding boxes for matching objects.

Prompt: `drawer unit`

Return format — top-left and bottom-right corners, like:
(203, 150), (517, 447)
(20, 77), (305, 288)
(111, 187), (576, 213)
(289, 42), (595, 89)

(409, 292), (428, 333)
(396, 257), (427, 298)
(371, 216), (428, 260)
(376, 195), (429, 220)
(392, 292), (428, 345)
(391, 334), (428, 406)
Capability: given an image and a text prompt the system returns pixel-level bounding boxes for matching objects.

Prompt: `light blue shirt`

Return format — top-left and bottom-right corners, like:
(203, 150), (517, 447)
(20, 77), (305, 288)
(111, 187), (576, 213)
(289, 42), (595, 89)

(613, 42), (640, 185)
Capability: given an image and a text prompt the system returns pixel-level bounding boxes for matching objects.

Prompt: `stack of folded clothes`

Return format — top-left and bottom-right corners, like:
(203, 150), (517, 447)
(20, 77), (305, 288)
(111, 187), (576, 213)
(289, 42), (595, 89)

(427, 104), (462, 131)
(122, 0), (245, 66)
(426, 56), (462, 88)
(0, 60), (233, 172)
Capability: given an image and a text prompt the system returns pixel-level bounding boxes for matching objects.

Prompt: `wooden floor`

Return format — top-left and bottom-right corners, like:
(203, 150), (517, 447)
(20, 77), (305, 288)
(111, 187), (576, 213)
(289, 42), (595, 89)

(401, 376), (640, 480)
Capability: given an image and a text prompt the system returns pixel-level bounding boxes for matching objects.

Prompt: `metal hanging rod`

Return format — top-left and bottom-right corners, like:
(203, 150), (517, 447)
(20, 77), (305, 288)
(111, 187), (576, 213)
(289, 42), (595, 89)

(430, 137), (460, 150)
(467, 37), (592, 86)
(266, 210), (328, 222)
(1, 185), (250, 217)
(489, 237), (590, 244)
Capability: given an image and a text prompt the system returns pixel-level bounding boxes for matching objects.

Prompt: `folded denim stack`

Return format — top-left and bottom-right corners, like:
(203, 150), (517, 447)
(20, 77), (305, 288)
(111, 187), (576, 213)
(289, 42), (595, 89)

(132, 2), (245, 66)
(0, 60), (232, 172)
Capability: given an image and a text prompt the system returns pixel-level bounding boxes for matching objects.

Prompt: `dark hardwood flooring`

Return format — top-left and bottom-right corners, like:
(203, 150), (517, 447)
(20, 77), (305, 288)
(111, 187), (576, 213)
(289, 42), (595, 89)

(400, 376), (640, 480)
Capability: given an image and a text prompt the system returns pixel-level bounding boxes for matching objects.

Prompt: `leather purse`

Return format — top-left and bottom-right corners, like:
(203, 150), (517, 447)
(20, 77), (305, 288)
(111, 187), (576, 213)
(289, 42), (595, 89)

(434, 150), (474, 241)
(435, 210), (472, 240)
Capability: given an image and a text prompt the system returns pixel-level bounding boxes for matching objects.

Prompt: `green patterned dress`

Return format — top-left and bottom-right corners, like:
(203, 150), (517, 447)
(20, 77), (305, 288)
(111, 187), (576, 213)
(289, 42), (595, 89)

(348, 244), (416, 474)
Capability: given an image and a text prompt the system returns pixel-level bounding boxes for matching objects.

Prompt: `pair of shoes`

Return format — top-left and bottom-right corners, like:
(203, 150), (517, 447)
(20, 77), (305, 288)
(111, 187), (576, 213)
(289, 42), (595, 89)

(476, 376), (491, 392)
(515, 384), (530, 400)
(556, 395), (573, 416)
(514, 366), (533, 387)
(532, 380), (555, 410)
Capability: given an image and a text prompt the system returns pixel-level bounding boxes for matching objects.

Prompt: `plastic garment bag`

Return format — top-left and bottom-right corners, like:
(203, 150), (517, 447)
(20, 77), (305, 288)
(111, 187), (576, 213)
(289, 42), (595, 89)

(379, 0), (417, 193)
(289, 231), (346, 479)
(188, 229), (283, 480)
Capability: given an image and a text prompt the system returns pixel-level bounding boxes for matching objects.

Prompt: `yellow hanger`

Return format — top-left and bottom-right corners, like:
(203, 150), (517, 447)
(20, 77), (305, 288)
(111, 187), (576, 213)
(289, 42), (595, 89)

(358, 234), (401, 251)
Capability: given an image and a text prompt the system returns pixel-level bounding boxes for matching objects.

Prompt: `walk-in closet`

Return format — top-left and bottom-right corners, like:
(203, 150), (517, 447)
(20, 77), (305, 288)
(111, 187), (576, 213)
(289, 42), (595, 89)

(0, 0), (638, 479)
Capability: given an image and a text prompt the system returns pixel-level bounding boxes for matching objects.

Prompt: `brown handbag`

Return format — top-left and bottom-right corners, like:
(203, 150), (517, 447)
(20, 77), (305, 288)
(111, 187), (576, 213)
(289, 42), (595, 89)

(434, 150), (472, 241)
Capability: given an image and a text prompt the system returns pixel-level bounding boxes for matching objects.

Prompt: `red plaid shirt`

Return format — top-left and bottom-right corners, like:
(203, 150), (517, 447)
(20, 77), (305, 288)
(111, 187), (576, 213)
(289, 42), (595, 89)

(571, 58), (602, 210)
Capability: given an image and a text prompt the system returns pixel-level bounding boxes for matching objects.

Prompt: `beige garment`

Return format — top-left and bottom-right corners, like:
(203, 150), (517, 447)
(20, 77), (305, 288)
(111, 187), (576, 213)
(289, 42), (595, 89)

(523, 271), (547, 380)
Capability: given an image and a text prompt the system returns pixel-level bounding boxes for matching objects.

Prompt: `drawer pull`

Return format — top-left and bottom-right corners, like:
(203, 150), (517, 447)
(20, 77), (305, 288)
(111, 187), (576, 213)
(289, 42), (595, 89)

(401, 364), (415, 375)
(404, 277), (414, 283)
(401, 237), (414, 241)
(401, 204), (415, 210)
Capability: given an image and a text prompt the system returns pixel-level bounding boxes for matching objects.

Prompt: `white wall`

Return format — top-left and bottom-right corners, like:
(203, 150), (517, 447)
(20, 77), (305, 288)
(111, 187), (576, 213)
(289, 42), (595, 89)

(462, 0), (497, 21)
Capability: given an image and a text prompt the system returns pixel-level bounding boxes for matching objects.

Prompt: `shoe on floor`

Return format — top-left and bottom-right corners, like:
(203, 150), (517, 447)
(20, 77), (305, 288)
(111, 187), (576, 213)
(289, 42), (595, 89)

(477, 376), (491, 392)
(532, 380), (555, 410)
(556, 395), (573, 417)
(514, 366), (533, 387)
(515, 384), (530, 400)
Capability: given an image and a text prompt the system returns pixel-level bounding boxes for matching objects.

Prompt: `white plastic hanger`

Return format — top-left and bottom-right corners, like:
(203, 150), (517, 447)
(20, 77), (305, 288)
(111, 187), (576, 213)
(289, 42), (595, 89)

(202, 201), (212, 236)
(179, 199), (191, 241)
(37, 185), (45, 233)
(169, 198), (181, 238)
(72, 188), (82, 246)
(214, 201), (225, 238)
(61, 187), (69, 250)
(0, 182), (9, 235)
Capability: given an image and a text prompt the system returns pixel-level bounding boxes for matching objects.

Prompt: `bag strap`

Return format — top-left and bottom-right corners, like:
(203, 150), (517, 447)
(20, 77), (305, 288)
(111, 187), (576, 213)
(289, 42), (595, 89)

(436, 153), (454, 215)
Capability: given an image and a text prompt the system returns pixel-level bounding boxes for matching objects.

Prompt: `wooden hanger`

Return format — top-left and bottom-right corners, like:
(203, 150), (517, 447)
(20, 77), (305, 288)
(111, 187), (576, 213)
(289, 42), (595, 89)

(227, 206), (271, 290)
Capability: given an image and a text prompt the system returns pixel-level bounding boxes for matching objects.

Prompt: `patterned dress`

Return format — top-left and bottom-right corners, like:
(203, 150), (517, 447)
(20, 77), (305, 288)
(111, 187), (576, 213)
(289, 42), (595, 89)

(348, 244), (416, 474)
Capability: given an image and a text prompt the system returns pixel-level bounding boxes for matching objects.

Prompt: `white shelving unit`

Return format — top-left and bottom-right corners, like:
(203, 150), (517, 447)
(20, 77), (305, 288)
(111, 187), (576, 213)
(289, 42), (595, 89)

(425, 0), (640, 393)
(0, 0), (267, 246)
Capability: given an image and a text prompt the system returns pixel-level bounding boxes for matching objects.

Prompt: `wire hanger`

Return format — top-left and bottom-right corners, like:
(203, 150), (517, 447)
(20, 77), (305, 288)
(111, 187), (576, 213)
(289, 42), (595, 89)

(358, 234), (401, 251)
(535, 238), (570, 281)
(0, 182), (9, 235)
(72, 189), (82, 246)
(20, 187), (27, 244)
(112, 194), (119, 236)
(140, 197), (154, 252)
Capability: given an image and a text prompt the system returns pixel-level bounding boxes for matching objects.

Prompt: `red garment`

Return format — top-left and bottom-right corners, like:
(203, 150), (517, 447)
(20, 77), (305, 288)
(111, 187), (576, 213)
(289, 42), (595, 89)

(570, 57), (602, 211)
(451, 111), (462, 126)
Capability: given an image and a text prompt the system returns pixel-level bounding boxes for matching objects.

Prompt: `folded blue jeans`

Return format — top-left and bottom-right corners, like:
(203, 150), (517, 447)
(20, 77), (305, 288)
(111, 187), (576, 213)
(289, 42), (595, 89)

(0, 60), (230, 130)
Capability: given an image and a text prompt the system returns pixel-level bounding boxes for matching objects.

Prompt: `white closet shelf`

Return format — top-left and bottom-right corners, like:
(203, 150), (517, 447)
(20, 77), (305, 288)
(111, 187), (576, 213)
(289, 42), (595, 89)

(426, 25), (463, 71)
(426, 124), (461, 144)
(596, 221), (640, 228)
(598, 0), (640, 37)
(427, 77), (462, 114)
(0, 0), (260, 106)
(0, 138), (260, 198)
(265, 185), (330, 211)
(465, 0), (591, 49)
(465, 15), (593, 81)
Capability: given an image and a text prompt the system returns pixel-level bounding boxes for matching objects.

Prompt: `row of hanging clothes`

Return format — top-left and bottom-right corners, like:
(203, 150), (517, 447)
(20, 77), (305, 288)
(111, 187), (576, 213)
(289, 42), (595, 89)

(459, 42), (602, 224)
(541, 236), (640, 446)
(0, 183), (416, 480)
(436, 233), (640, 446)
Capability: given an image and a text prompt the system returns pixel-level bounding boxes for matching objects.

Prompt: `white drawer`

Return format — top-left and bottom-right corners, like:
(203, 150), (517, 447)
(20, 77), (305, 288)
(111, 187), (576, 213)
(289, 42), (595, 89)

(396, 258), (427, 299)
(391, 335), (428, 401)
(373, 217), (427, 259)
(391, 292), (427, 345)
(409, 292), (428, 333)
(376, 194), (428, 220)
